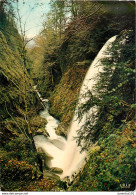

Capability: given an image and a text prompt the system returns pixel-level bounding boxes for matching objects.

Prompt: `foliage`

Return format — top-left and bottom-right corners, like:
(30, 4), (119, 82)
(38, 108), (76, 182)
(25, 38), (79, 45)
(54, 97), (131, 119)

(77, 30), (135, 149)
(70, 120), (136, 191)
(0, 136), (36, 190)
(2, 159), (34, 180)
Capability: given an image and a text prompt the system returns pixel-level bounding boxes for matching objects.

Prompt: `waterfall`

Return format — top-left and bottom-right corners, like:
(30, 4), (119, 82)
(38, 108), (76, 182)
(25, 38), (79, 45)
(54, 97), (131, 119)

(60, 35), (117, 180)
(34, 35), (117, 181)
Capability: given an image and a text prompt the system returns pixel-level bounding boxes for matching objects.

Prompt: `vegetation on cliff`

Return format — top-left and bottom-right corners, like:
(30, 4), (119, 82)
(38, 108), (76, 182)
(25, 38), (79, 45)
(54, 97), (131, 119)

(0, 1), (50, 191)
(30, 1), (135, 131)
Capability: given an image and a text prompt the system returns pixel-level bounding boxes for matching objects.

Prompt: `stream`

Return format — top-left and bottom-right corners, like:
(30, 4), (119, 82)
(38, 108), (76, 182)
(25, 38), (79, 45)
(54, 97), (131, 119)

(33, 91), (67, 170)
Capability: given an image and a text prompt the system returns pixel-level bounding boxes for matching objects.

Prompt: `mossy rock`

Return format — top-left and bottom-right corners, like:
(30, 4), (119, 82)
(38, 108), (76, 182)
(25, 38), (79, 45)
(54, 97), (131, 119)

(43, 170), (60, 180)
(55, 124), (68, 137)
(76, 60), (91, 68)
(50, 167), (63, 174)
(35, 128), (49, 137)
(30, 116), (47, 128)
(30, 116), (47, 135)
(49, 65), (88, 130)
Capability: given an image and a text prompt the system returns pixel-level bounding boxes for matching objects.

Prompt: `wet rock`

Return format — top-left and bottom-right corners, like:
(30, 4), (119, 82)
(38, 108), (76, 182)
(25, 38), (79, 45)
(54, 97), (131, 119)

(43, 170), (60, 180)
(36, 147), (53, 171)
(50, 167), (63, 174)
(37, 147), (53, 159)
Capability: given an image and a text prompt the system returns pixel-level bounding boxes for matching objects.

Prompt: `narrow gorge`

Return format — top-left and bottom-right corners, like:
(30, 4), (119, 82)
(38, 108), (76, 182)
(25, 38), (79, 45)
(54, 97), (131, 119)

(0, 0), (135, 192)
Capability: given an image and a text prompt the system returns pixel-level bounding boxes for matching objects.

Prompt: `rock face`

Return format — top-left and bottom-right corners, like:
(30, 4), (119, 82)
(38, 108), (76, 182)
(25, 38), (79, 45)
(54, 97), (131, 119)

(0, 31), (42, 145)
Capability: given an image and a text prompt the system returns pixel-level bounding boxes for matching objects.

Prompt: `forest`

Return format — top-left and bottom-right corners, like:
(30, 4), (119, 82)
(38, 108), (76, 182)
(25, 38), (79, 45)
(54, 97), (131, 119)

(0, 0), (135, 192)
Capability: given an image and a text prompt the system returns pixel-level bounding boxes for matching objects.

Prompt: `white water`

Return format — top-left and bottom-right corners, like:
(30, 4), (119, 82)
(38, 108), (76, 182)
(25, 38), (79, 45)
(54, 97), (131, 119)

(34, 100), (67, 168)
(34, 35), (117, 180)
(60, 35), (117, 179)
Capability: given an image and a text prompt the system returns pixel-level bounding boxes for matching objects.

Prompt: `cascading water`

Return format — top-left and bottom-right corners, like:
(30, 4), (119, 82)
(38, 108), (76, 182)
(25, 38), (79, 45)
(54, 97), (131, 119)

(33, 90), (67, 168)
(34, 35), (117, 181)
(60, 35), (117, 179)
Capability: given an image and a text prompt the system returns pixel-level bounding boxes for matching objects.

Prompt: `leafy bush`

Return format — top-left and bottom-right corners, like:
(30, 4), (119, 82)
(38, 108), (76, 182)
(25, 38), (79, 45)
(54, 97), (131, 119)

(2, 160), (34, 180)
(71, 120), (135, 191)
